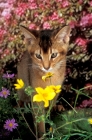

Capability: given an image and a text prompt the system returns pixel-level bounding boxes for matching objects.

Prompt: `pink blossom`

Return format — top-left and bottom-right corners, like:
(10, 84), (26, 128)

(61, 0), (69, 8)
(79, 99), (92, 108)
(4, 119), (18, 131)
(75, 37), (88, 46)
(3, 73), (15, 79)
(58, 18), (64, 24)
(1, 9), (11, 17)
(43, 22), (51, 29)
(0, 49), (2, 54)
(29, 23), (36, 29)
(0, 88), (10, 98)
(78, 0), (83, 4)
(49, 12), (59, 21)
(88, 1), (92, 6)
(0, 28), (6, 40)
(15, 3), (28, 16)
(4, 49), (10, 55)
(7, 0), (16, 5)
(80, 13), (92, 27)
(9, 36), (15, 41)
(39, 4), (45, 10)
(0, 2), (9, 8)
(34, 12), (39, 17)
(69, 20), (77, 28)
(29, 2), (37, 10)
(1, 48), (10, 58)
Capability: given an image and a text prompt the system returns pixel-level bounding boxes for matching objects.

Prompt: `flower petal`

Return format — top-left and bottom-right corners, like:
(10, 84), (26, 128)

(42, 76), (47, 81)
(48, 85), (61, 93)
(35, 87), (44, 94)
(33, 94), (42, 102)
(14, 84), (22, 89)
(45, 87), (56, 100)
(17, 79), (24, 87)
(44, 100), (49, 107)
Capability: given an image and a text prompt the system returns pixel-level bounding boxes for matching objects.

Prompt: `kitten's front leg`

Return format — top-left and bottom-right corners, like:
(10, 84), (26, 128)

(32, 101), (46, 139)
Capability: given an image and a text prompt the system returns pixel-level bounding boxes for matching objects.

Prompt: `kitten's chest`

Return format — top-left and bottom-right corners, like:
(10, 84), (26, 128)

(29, 68), (65, 88)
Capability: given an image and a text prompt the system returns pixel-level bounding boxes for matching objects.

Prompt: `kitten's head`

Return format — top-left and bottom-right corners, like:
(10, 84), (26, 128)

(20, 25), (71, 72)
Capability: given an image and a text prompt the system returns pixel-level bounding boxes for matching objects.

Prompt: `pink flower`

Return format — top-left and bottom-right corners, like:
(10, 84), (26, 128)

(0, 2), (9, 8)
(29, 2), (37, 10)
(34, 12), (39, 17)
(49, 12), (59, 20)
(79, 99), (92, 108)
(78, 0), (83, 4)
(61, 0), (69, 8)
(7, 0), (16, 5)
(1, 9), (11, 17)
(75, 37), (88, 46)
(0, 88), (10, 98)
(69, 20), (77, 28)
(3, 73), (15, 79)
(43, 22), (51, 29)
(80, 13), (92, 27)
(39, 4), (45, 10)
(4, 49), (10, 55)
(88, 1), (92, 6)
(4, 119), (18, 132)
(15, 3), (28, 16)
(58, 18), (64, 24)
(29, 23), (36, 29)
(0, 29), (6, 40)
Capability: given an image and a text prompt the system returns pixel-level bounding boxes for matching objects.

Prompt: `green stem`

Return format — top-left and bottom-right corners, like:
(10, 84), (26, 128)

(80, 85), (92, 91)
(61, 97), (77, 113)
(46, 100), (54, 119)
(17, 101), (37, 139)
(55, 118), (86, 131)
(74, 91), (80, 108)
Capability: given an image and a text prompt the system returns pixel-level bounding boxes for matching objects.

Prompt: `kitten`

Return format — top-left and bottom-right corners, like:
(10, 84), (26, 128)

(17, 25), (71, 139)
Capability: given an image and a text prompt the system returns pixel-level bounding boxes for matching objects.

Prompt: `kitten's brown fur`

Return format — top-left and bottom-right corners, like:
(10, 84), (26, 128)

(17, 25), (71, 139)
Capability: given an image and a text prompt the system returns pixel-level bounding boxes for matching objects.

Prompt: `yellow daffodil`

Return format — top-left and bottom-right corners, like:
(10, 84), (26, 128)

(42, 72), (54, 81)
(14, 79), (24, 89)
(48, 85), (61, 93)
(88, 118), (92, 124)
(33, 86), (56, 107)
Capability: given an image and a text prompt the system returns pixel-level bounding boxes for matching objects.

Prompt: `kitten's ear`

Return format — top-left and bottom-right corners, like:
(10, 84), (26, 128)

(55, 26), (71, 43)
(20, 25), (36, 44)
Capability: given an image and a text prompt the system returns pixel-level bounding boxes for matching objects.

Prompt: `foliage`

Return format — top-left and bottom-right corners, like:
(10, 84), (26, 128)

(52, 109), (92, 140)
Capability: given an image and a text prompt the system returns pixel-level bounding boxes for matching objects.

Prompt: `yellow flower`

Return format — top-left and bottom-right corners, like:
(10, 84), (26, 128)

(33, 86), (56, 107)
(88, 118), (92, 124)
(14, 79), (24, 89)
(42, 72), (54, 81)
(48, 85), (61, 93)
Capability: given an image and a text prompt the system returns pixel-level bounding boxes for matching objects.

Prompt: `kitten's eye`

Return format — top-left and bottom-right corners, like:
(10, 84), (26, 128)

(35, 54), (42, 59)
(51, 53), (57, 58)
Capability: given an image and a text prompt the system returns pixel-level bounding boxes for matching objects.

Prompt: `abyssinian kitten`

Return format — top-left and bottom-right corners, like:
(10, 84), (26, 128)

(17, 25), (71, 139)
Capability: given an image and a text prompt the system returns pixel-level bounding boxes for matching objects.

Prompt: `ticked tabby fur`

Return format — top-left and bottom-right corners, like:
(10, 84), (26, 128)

(17, 25), (71, 139)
